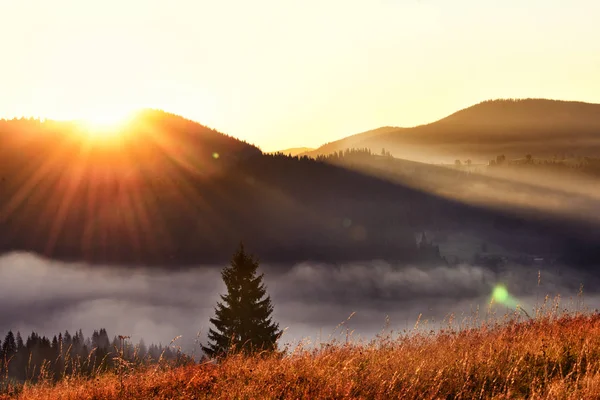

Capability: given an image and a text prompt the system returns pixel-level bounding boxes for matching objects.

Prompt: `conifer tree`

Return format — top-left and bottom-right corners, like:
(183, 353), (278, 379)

(2, 331), (16, 359)
(16, 332), (24, 352)
(202, 243), (282, 358)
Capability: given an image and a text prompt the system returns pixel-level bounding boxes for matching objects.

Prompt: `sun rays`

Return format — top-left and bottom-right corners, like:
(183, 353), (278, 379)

(0, 110), (266, 263)
(72, 109), (136, 142)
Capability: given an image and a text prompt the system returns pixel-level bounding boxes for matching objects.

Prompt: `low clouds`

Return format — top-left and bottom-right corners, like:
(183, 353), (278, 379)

(0, 253), (597, 352)
(276, 262), (495, 302)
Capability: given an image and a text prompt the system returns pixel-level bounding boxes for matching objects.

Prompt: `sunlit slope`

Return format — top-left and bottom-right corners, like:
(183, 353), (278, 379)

(321, 153), (600, 225)
(299, 126), (401, 158)
(304, 99), (600, 163)
(272, 147), (315, 157)
(0, 110), (261, 178)
(10, 314), (600, 399)
(0, 111), (598, 267)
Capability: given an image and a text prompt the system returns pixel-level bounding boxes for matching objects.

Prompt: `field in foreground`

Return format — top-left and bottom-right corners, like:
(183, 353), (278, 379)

(3, 311), (600, 399)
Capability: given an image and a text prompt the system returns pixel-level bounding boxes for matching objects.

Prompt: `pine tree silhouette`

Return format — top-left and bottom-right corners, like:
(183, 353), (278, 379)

(202, 243), (282, 358)
(2, 331), (16, 359)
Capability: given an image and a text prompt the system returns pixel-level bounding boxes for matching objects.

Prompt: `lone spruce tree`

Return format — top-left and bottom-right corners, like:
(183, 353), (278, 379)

(202, 243), (282, 357)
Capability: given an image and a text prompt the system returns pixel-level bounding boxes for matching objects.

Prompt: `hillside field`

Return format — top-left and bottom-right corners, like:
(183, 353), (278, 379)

(3, 307), (600, 399)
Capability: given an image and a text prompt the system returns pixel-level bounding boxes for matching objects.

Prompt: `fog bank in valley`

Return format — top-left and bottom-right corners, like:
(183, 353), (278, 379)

(0, 253), (597, 353)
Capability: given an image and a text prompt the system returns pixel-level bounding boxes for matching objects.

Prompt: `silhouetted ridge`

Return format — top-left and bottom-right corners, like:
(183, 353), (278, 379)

(122, 108), (262, 163)
(304, 98), (600, 162)
(0, 110), (598, 267)
(299, 126), (401, 158)
(438, 99), (600, 129)
(272, 147), (315, 157)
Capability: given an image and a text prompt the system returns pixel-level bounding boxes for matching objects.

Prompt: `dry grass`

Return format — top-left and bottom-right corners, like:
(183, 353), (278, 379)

(4, 308), (600, 399)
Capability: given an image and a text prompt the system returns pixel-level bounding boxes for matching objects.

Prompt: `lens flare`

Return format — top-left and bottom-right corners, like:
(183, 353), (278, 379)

(492, 285), (509, 303)
(491, 284), (519, 308)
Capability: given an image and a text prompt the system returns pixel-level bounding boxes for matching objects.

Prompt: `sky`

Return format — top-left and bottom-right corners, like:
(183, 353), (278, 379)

(1, 0), (599, 151)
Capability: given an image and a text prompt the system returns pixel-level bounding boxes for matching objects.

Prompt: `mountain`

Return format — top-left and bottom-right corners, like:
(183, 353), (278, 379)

(272, 147), (315, 157)
(0, 110), (598, 267)
(299, 127), (401, 157)
(303, 99), (600, 163)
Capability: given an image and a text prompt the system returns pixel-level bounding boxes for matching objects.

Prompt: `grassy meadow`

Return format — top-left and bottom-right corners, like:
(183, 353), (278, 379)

(3, 299), (600, 399)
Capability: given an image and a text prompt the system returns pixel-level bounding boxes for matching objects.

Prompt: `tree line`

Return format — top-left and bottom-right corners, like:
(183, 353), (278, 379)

(486, 154), (600, 175)
(0, 327), (188, 384)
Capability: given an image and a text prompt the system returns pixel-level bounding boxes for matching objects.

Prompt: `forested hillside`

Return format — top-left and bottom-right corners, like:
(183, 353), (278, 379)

(302, 99), (600, 163)
(0, 111), (598, 266)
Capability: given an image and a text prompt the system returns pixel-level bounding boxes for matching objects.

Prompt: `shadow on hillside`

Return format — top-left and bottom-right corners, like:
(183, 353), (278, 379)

(0, 114), (598, 268)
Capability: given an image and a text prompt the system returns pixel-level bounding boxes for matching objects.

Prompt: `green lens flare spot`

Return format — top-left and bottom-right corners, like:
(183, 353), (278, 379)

(212, 152), (220, 159)
(493, 285), (509, 303)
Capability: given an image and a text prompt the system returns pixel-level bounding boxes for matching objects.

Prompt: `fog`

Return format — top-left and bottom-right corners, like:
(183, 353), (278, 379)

(0, 252), (598, 353)
(334, 155), (600, 228)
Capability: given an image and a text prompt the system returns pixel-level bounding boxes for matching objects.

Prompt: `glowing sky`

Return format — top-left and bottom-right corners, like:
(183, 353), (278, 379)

(1, 0), (599, 151)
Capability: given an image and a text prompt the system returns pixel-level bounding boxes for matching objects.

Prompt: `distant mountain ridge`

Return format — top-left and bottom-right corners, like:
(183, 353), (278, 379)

(302, 99), (600, 162)
(271, 147), (315, 157)
(297, 126), (401, 158)
(0, 107), (598, 267)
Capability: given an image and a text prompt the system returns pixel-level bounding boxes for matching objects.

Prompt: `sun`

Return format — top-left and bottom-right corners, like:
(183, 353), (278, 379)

(75, 109), (135, 140)
(86, 112), (128, 129)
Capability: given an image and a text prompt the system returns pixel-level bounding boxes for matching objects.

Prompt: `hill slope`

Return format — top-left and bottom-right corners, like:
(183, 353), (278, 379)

(303, 99), (600, 162)
(299, 126), (401, 158)
(0, 110), (598, 267)
(6, 313), (600, 399)
(272, 147), (315, 157)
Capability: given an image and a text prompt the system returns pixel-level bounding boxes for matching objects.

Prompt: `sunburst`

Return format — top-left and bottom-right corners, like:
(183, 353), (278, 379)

(75, 109), (135, 140)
